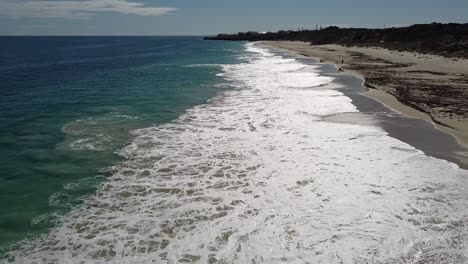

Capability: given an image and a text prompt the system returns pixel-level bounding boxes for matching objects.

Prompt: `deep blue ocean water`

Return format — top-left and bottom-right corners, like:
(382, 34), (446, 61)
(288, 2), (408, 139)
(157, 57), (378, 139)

(0, 36), (243, 252)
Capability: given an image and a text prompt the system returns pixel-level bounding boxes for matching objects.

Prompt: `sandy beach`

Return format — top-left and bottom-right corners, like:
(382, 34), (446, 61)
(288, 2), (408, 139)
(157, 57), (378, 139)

(263, 41), (468, 146)
(261, 41), (468, 169)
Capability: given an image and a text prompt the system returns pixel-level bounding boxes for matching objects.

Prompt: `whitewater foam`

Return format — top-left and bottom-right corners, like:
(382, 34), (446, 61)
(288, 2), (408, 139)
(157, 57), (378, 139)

(61, 113), (139, 152)
(7, 43), (468, 264)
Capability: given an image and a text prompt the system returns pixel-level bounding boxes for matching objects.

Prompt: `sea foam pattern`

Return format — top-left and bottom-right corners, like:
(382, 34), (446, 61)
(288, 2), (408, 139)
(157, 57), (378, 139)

(9, 43), (468, 263)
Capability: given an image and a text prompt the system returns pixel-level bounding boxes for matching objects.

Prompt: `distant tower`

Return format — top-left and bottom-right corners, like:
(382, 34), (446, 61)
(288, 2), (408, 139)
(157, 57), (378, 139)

(316, 25), (318, 31)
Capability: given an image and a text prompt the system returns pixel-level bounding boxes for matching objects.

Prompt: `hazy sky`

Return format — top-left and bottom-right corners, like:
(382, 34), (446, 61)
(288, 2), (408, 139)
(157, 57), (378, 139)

(0, 0), (467, 35)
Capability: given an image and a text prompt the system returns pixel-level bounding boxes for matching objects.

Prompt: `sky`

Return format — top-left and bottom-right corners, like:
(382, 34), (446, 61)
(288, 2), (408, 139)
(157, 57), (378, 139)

(0, 0), (467, 35)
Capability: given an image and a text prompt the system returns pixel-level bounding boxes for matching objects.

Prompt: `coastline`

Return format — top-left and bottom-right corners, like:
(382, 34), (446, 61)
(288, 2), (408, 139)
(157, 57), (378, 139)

(261, 41), (468, 168)
(261, 41), (468, 146)
(10, 39), (468, 263)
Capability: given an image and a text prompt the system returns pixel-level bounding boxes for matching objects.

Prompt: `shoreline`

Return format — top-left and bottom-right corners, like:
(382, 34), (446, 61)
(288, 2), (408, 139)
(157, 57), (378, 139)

(261, 41), (468, 147)
(261, 41), (468, 169)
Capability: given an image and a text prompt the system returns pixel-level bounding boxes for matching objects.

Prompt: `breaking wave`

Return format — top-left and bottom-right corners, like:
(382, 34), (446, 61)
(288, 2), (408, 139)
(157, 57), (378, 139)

(8, 43), (468, 264)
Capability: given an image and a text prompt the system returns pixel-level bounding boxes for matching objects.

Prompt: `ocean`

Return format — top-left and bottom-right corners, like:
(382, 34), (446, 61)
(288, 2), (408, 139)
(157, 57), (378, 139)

(0, 37), (241, 254)
(1, 37), (468, 263)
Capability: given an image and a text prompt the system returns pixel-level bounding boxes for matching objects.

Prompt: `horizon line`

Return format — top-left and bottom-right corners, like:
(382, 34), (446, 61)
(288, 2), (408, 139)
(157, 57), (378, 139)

(0, 34), (213, 37)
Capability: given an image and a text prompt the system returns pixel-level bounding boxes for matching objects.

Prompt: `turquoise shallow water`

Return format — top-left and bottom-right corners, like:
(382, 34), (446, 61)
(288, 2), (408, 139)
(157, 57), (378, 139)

(0, 36), (243, 252)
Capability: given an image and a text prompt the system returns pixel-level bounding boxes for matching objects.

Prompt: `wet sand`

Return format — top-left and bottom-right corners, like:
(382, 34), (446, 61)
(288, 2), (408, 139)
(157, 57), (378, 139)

(264, 44), (468, 169)
(262, 41), (468, 148)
